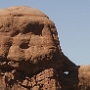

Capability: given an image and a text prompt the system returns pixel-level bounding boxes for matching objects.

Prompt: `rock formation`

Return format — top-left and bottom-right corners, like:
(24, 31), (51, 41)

(0, 6), (89, 90)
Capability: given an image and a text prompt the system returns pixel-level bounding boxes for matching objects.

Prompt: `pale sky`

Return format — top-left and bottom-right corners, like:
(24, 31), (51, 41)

(0, 0), (90, 65)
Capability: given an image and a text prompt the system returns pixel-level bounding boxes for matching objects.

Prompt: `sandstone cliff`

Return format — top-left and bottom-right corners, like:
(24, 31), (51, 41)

(0, 6), (89, 90)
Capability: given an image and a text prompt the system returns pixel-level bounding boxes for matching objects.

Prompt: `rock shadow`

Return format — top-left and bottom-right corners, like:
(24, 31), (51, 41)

(61, 54), (80, 90)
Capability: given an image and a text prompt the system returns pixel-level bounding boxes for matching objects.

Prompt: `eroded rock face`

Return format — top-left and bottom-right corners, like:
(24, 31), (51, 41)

(0, 6), (89, 90)
(0, 6), (63, 90)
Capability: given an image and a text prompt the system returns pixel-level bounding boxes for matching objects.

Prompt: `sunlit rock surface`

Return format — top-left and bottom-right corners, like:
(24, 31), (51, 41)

(0, 6), (89, 90)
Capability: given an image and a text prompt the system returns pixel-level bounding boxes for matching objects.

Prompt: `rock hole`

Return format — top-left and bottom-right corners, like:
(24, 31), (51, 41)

(64, 71), (69, 75)
(23, 23), (44, 35)
(7, 23), (10, 28)
(20, 43), (29, 49)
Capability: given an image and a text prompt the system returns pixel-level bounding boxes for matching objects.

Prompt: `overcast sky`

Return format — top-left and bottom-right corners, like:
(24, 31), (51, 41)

(0, 0), (90, 65)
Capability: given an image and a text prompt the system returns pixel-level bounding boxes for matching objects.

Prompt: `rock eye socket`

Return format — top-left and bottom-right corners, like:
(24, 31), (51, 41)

(20, 43), (29, 49)
(23, 23), (44, 35)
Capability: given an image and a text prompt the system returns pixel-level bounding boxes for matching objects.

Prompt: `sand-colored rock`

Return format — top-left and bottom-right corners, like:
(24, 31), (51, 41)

(0, 6), (63, 90)
(0, 6), (89, 90)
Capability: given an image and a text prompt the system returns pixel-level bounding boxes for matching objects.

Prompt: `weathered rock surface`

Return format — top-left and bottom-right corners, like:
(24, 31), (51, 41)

(0, 6), (89, 90)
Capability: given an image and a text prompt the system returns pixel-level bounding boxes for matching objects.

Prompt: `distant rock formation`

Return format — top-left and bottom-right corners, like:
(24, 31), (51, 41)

(0, 6), (89, 90)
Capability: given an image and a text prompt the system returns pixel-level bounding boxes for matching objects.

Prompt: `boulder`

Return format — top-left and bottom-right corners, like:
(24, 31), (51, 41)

(0, 6), (89, 90)
(0, 6), (63, 90)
